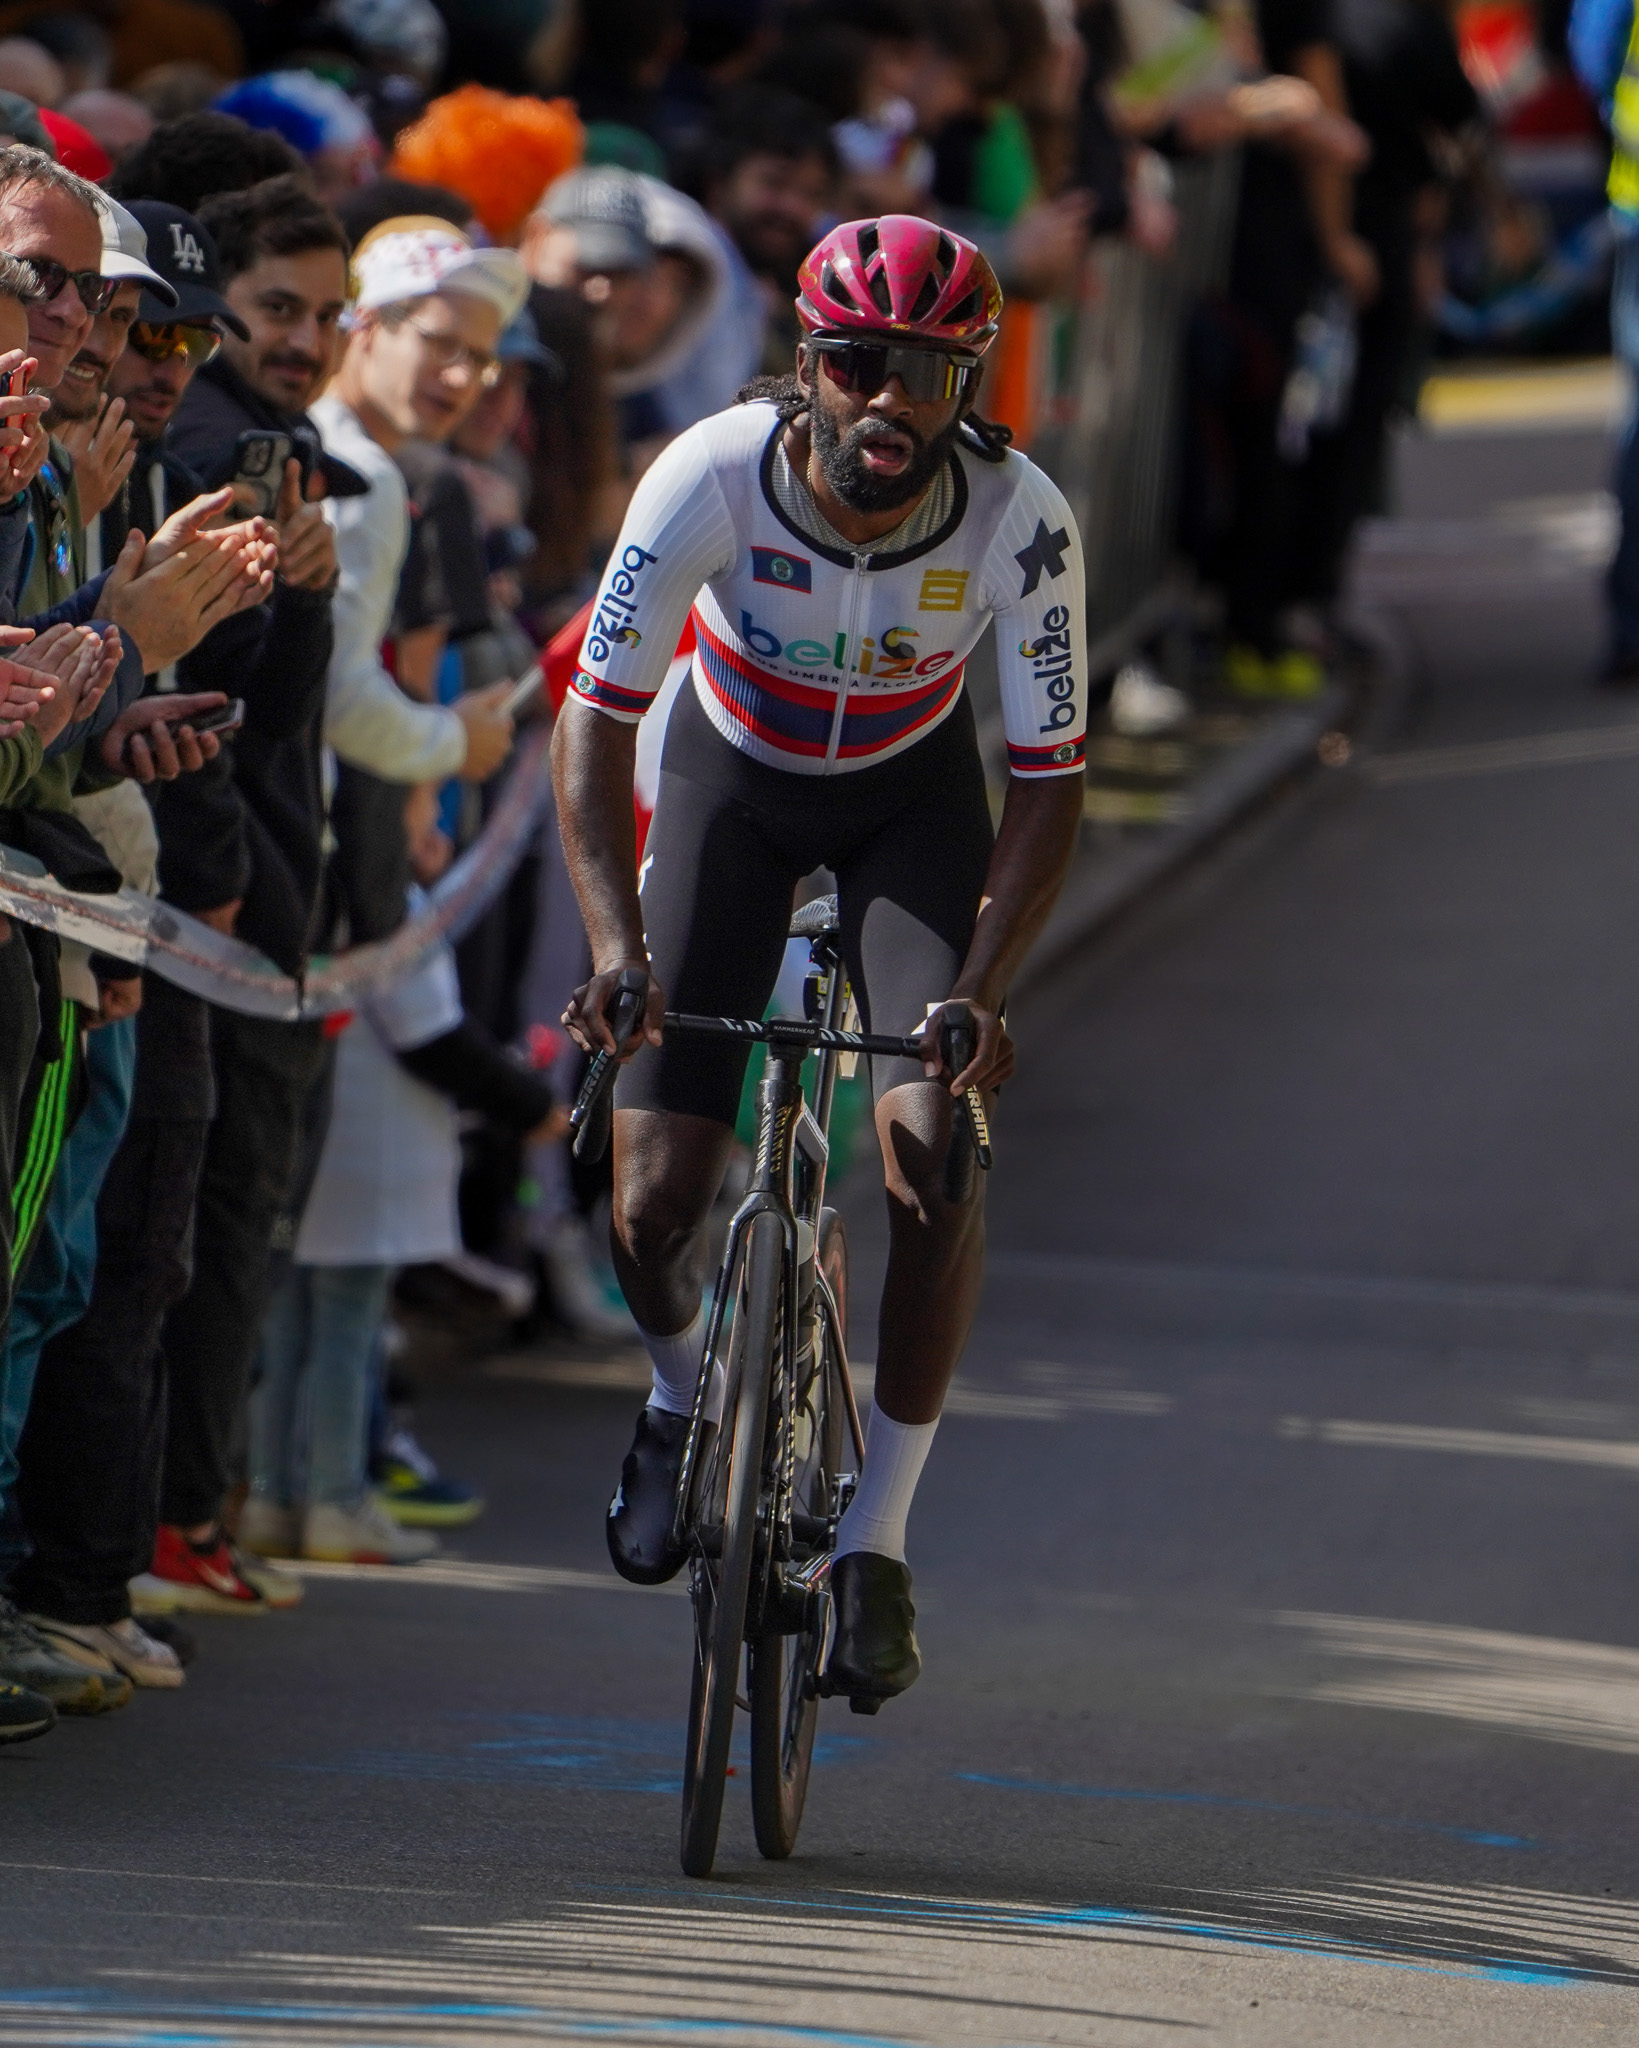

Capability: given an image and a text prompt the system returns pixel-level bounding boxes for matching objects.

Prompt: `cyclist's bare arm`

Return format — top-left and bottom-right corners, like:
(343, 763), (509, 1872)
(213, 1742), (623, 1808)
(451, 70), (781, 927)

(920, 774), (1083, 1096)
(552, 698), (666, 1055)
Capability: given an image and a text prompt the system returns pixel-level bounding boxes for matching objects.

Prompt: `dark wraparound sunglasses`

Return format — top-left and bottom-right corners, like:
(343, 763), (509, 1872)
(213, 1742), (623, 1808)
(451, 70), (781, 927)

(5, 254), (116, 315)
(129, 321), (221, 367)
(808, 336), (980, 402)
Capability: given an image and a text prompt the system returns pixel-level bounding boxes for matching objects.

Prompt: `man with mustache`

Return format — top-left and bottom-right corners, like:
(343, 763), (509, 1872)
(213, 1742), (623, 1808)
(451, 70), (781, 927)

(0, 151), (273, 1712)
(555, 217), (1088, 1708)
(98, 177), (358, 1618)
(12, 193), (339, 1661)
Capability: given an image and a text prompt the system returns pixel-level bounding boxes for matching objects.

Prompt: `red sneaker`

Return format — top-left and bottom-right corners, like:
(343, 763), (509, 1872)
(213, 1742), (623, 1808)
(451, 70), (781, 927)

(130, 1526), (268, 1616)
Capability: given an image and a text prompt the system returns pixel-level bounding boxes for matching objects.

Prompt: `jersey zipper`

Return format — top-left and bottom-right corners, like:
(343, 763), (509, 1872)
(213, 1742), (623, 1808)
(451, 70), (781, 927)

(824, 551), (872, 774)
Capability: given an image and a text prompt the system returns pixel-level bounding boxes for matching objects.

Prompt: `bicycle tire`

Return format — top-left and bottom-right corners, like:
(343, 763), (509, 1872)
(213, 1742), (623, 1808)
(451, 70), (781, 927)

(749, 1209), (847, 1860)
(680, 1209), (781, 1879)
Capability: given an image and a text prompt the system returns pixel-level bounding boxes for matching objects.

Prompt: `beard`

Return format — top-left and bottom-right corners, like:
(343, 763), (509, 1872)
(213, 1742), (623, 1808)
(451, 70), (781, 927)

(809, 395), (964, 515)
(257, 346), (326, 400)
(46, 353), (110, 425)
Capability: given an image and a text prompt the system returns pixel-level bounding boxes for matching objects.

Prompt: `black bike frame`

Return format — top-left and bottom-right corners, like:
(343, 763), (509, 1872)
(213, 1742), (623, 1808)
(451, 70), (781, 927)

(667, 938), (897, 1559)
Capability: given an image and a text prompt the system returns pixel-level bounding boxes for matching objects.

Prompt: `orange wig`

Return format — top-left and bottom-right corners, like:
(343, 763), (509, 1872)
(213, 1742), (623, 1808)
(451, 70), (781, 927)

(390, 85), (584, 243)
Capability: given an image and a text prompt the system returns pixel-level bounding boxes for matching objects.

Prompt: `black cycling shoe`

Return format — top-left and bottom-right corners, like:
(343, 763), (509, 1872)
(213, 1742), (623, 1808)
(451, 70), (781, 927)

(606, 1406), (689, 1585)
(826, 1551), (920, 1708)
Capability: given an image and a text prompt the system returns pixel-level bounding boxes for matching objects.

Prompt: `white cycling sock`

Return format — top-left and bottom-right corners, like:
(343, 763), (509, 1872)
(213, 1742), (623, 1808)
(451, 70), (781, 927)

(635, 1310), (708, 1425)
(833, 1407), (938, 1564)
(643, 1307), (708, 1418)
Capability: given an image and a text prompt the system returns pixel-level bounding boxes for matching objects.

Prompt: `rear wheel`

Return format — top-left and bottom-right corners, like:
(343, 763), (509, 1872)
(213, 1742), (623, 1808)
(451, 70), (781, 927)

(680, 1210), (781, 1879)
(749, 1209), (847, 1860)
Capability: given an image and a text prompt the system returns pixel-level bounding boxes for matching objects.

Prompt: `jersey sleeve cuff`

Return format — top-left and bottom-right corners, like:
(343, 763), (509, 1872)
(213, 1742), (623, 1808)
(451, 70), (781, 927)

(1007, 736), (1086, 775)
(570, 671), (653, 723)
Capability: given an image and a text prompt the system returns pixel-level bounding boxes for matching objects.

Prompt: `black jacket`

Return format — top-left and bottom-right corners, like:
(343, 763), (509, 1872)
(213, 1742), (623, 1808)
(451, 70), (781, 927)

(136, 369), (335, 973)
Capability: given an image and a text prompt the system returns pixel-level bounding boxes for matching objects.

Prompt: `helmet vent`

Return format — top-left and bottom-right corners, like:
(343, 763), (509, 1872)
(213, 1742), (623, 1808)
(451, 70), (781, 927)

(865, 263), (894, 318)
(857, 221), (881, 264)
(935, 232), (956, 276)
(949, 284), (983, 327)
(908, 269), (943, 324)
(820, 261), (845, 306)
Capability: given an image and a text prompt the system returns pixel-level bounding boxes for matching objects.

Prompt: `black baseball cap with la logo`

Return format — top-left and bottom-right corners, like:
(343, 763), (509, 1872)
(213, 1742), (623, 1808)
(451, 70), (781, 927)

(124, 201), (251, 340)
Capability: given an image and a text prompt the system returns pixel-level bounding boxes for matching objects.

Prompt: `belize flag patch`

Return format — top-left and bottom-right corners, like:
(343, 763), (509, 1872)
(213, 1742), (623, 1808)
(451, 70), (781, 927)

(751, 546), (812, 593)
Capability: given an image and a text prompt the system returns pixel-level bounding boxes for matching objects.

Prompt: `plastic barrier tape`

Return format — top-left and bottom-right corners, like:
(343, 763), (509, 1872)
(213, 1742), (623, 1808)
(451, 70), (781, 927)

(0, 722), (552, 1020)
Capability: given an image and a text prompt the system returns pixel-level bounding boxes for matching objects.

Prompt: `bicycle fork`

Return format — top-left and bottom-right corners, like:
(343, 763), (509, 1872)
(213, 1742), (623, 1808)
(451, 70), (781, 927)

(668, 1038), (811, 1561)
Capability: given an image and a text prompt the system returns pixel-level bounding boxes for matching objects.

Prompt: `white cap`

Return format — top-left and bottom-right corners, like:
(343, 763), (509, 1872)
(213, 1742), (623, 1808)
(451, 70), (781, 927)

(349, 216), (528, 324)
(98, 196), (179, 308)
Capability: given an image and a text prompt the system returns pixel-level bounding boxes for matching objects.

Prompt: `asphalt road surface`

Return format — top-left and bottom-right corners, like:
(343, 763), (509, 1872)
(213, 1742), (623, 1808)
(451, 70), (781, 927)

(7, 418), (1639, 2047)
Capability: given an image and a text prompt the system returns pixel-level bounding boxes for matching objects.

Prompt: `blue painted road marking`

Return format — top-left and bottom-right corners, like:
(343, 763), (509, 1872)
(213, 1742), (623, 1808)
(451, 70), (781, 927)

(955, 1772), (1538, 1848)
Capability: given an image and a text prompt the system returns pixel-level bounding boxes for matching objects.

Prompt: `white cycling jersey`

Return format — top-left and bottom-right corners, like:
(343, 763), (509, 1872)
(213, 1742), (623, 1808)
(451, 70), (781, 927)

(571, 399), (1088, 778)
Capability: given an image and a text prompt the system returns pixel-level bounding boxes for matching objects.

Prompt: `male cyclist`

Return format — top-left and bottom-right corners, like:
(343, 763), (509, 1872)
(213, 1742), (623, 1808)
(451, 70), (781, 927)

(555, 216), (1087, 1705)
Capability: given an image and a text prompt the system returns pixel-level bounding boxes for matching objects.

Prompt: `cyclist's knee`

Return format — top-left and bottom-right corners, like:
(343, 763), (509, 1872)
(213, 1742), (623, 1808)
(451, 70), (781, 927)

(612, 1111), (730, 1272)
(876, 1082), (980, 1226)
(613, 1180), (702, 1270)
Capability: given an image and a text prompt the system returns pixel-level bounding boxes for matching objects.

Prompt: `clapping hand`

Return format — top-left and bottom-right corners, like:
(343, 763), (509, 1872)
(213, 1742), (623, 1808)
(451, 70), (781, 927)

(273, 457), (336, 593)
(0, 350), (50, 501)
(55, 392), (135, 522)
(1, 622), (111, 747)
(101, 519), (277, 673)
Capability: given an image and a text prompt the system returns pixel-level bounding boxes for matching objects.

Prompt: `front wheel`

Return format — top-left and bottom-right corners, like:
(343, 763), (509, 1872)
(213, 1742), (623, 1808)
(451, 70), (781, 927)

(749, 1209), (847, 1860)
(680, 1210), (781, 1879)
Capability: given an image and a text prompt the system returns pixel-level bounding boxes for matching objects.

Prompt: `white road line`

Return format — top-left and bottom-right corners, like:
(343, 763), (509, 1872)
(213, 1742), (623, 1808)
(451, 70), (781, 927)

(288, 1559), (683, 1596)
(1278, 1416), (1639, 1471)
(1277, 1610), (1639, 1757)
(488, 1354), (1172, 1424)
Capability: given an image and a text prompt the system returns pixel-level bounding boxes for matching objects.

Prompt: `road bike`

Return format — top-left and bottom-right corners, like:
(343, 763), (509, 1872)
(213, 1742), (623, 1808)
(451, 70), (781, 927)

(571, 896), (990, 1877)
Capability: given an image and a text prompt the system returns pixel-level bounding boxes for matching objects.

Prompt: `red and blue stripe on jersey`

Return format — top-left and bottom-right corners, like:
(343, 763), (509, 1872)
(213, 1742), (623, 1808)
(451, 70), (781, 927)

(690, 612), (964, 763)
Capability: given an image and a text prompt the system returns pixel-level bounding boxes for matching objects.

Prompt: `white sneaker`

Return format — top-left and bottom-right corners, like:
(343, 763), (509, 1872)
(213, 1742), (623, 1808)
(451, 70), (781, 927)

(301, 1496), (440, 1565)
(238, 1496), (300, 1558)
(539, 1213), (635, 1339)
(28, 1615), (183, 1690)
(1109, 661), (1192, 738)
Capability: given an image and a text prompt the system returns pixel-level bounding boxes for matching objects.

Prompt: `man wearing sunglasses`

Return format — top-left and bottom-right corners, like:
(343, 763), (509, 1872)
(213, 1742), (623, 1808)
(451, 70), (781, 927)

(555, 215), (1089, 1708)
(0, 159), (278, 1707)
(13, 193), (350, 1632)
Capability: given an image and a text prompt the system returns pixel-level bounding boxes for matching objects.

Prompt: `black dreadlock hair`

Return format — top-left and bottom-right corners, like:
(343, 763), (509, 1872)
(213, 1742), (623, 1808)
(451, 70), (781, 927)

(735, 373), (1013, 463)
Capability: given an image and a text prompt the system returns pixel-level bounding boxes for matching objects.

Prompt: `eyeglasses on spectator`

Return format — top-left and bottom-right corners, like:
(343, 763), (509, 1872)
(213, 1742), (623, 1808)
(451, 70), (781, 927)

(129, 322), (222, 367)
(5, 254), (117, 317)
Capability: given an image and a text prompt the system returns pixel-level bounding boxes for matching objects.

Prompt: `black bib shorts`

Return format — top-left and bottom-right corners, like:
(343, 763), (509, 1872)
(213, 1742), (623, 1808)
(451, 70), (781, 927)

(616, 679), (995, 1129)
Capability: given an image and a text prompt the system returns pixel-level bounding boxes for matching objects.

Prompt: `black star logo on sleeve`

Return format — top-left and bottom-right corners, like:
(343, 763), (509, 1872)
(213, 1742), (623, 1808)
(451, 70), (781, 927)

(1014, 518), (1071, 597)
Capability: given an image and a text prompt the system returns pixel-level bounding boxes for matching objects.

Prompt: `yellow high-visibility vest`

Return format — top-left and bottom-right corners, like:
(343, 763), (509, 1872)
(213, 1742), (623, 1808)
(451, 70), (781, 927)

(1612, 4), (1639, 211)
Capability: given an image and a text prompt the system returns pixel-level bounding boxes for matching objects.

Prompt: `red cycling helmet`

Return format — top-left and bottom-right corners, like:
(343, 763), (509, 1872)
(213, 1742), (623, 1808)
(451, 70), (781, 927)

(796, 215), (1002, 349)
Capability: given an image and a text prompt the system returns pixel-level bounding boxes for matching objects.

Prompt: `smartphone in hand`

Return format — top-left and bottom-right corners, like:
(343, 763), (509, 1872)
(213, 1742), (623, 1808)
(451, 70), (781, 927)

(129, 698), (246, 764)
(172, 697), (245, 739)
(226, 432), (292, 519)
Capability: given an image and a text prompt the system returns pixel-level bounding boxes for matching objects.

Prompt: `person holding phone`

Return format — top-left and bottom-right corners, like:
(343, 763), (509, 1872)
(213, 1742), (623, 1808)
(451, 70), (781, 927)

(12, 191), (343, 1639)
(0, 155), (273, 1712)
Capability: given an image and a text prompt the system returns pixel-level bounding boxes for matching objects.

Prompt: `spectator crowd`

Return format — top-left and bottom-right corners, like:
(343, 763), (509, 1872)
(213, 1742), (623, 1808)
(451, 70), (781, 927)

(0, 0), (1490, 1735)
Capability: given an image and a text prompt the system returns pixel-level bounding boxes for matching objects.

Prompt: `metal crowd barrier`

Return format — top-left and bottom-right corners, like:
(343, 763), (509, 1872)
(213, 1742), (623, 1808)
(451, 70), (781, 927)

(967, 150), (1241, 779)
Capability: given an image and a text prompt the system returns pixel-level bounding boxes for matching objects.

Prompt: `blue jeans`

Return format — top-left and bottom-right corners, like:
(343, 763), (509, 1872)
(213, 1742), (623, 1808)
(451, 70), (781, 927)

(250, 1263), (392, 1509)
(1610, 230), (1639, 661)
(0, 1017), (136, 1522)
